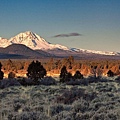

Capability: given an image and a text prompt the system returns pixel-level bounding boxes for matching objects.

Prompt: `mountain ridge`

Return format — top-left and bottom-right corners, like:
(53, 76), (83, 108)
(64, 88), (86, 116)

(0, 31), (119, 56)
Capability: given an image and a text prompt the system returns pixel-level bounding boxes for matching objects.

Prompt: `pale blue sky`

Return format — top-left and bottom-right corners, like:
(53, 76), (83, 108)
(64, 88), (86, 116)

(0, 0), (120, 52)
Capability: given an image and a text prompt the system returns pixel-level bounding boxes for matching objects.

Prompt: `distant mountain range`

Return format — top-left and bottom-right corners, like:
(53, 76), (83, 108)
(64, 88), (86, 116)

(0, 31), (120, 59)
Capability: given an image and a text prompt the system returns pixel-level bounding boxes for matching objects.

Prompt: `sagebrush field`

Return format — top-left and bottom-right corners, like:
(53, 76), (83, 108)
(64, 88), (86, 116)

(1, 78), (120, 120)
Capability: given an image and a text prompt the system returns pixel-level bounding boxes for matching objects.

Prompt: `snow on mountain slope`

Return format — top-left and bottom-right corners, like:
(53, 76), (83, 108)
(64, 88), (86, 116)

(0, 37), (10, 48)
(9, 31), (69, 50)
(70, 48), (118, 56)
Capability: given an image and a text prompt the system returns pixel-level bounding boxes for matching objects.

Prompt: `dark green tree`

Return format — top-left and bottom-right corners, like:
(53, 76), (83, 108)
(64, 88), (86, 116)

(73, 70), (83, 79)
(8, 72), (15, 79)
(66, 72), (72, 80)
(26, 61), (46, 82)
(0, 62), (4, 80)
(107, 70), (114, 77)
(60, 66), (72, 82)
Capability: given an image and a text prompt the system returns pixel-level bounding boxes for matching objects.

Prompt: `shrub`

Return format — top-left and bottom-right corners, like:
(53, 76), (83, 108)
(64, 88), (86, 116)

(0, 79), (21, 89)
(115, 76), (120, 83)
(47, 104), (64, 117)
(66, 79), (88, 86)
(73, 70), (83, 79)
(74, 99), (89, 113)
(8, 72), (15, 79)
(17, 78), (34, 86)
(40, 76), (56, 85)
(56, 88), (85, 104)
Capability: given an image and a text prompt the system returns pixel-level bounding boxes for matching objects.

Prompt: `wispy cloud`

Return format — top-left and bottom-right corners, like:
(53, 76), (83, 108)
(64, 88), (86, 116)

(53, 33), (82, 38)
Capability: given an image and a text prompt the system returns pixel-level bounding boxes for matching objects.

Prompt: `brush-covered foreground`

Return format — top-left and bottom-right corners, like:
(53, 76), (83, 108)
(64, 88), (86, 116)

(0, 77), (120, 120)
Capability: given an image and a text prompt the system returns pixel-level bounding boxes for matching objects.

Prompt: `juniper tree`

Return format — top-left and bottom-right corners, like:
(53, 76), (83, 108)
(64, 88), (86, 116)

(107, 70), (114, 77)
(73, 70), (83, 79)
(8, 72), (15, 79)
(26, 60), (46, 82)
(60, 66), (72, 82)
(0, 62), (4, 80)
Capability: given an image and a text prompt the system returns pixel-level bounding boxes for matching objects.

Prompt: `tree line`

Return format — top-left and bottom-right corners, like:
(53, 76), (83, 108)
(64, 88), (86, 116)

(0, 57), (118, 82)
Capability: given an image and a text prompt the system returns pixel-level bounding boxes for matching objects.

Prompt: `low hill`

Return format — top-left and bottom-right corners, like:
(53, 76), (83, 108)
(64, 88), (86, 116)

(0, 44), (52, 59)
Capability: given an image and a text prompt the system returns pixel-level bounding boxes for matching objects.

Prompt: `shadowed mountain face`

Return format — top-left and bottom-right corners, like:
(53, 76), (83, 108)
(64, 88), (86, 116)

(0, 44), (52, 59)
(0, 53), (28, 59)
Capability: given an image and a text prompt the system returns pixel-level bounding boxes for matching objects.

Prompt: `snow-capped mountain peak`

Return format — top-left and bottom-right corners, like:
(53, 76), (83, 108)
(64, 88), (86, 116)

(9, 31), (46, 49)
(7, 31), (69, 50)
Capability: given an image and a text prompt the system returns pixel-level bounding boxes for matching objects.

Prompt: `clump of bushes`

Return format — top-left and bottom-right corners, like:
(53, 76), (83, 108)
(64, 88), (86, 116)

(56, 87), (97, 104)
(59, 66), (72, 82)
(47, 104), (64, 117)
(60, 66), (84, 83)
(0, 79), (21, 89)
(40, 76), (56, 85)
